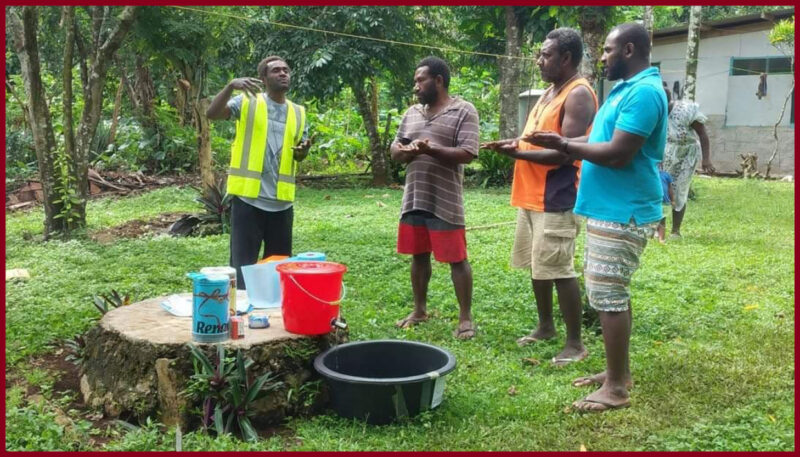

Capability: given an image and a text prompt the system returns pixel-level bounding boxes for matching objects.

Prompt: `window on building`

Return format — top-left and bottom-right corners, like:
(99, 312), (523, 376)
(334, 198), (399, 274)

(731, 56), (793, 76)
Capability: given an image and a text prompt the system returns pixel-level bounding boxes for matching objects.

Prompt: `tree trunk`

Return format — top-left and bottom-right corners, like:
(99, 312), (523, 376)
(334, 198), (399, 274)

(107, 77), (123, 145)
(765, 78), (794, 178)
(643, 6), (654, 60)
(578, 8), (610, 88)
(499, 6), (523, 138)
(73, 6), (138, 229)
(62, 7), (78, 232)
(352, 80), (388, 187)
(81, 295), (346, 426)
(134, 55), (156, 123)
(195, 97), (215, 194)
(175, 75), (194, 127)
(684, 6), (702, 101)
(8, 6), (65, 237)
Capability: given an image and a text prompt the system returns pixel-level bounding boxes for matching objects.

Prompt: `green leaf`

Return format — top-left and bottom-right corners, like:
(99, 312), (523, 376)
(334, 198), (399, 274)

(187, 343), (214, 375)
(213, 404), (224, 436)
(235, 349), (247, 385)
(239, 416), (258, 442)
(224, 409), (235, 434)
(216, 344), (225, 379)
(244, 372), (272, 405)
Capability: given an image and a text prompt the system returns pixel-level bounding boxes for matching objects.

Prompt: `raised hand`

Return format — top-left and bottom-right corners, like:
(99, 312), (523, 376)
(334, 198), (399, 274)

(228, 77), (263, 99)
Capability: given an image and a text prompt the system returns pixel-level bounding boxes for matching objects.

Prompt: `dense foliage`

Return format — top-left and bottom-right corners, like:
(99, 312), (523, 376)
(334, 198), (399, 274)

(8, 5), (789, 191)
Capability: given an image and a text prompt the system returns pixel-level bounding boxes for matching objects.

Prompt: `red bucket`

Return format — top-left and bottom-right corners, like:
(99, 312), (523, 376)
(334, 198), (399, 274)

(276, 261), (347, 335)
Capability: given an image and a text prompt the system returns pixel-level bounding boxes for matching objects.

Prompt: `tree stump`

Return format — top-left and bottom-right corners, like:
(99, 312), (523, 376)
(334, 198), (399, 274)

(80, 294), (347, 428)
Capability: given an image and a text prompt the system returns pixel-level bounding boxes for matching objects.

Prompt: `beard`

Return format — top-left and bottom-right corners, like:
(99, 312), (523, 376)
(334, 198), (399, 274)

(604, 60), (626, 81)
(417, 87), (437, 105)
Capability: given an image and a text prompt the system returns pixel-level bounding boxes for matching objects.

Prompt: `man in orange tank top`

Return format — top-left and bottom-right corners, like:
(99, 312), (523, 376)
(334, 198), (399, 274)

(482, 28), (597, 366)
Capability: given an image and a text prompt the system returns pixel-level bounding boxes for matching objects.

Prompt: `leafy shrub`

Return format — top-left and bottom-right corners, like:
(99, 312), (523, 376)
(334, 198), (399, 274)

(183, 344), (282, 442)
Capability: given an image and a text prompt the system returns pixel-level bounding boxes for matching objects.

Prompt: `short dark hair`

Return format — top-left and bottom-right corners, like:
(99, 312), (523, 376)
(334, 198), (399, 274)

(417, 56), (450, 89)
(546, 27), (583, 67)
(258, 56), (286, 78)
(611, 22), (651, 58)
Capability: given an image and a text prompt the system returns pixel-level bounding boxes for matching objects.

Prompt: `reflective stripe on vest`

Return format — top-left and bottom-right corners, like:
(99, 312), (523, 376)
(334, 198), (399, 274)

(227, 95), (305, 201)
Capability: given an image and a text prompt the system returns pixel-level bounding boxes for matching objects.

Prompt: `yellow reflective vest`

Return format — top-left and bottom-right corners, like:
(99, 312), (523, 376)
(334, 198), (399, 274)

(227, 95), (306, 201)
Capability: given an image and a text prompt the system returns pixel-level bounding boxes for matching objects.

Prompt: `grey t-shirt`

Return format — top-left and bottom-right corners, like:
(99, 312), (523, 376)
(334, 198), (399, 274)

(227, 93), (309, 212)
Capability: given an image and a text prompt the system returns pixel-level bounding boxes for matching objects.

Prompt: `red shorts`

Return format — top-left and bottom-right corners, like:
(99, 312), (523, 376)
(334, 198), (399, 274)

(397, 210), (467, 263)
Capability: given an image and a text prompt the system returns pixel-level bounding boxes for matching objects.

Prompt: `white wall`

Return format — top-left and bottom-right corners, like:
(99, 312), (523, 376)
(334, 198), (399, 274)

(650, 28), (793, 125)
(601, 28), (794, 126)
(597, 26), (795, 175)
(726, 76), (793, 126)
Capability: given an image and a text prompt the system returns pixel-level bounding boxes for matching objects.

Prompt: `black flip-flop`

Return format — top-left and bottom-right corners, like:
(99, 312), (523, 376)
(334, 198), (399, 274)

(453, 326), (476, 339)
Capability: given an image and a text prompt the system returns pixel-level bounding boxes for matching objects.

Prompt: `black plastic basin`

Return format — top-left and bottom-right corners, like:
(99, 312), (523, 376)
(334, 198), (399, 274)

(314, 340), (457, 424)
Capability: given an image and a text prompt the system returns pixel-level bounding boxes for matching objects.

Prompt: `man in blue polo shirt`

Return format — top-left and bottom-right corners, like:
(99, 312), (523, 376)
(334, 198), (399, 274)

(525, 23), (667, 413)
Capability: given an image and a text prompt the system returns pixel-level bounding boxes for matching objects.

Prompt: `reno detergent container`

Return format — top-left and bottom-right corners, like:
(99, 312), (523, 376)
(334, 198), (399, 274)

(187, 272), (231, 343)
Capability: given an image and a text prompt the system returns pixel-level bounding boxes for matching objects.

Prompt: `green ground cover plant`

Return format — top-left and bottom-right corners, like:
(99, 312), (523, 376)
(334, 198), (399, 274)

(4, 178), (794, 451)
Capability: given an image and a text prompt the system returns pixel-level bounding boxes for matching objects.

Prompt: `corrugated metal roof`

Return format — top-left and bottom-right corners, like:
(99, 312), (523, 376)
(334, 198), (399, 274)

(653, 7), (794, 38)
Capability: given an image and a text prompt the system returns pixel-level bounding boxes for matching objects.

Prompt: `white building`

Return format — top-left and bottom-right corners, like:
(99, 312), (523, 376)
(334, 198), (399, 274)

(601, 8), (795, 175)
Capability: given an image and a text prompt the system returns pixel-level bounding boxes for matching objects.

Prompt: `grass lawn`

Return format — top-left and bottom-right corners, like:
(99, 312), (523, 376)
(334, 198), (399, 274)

(4, 177), (795, 451)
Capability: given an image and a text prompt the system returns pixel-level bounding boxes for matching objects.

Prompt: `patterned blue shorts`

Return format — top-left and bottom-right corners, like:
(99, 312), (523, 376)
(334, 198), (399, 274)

(584, 218), (657, 312)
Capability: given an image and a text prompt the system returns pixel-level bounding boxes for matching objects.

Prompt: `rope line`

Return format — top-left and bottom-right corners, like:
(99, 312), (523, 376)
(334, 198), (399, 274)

(171, 6), (792, 82)
(171, 5), (538, 62)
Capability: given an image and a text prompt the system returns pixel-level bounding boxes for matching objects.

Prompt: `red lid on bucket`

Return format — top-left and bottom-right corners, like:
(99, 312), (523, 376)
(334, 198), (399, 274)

(276, 261), (347, 275)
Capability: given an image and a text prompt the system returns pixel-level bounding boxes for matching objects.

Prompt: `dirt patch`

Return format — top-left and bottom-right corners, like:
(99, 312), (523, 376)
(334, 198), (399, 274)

(89, 212), (191, 244)
(9, 344), (120, 448)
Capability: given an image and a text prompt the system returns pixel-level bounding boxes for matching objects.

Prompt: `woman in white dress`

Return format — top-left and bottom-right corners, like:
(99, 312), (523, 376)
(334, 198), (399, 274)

(662, 89), (714, 238)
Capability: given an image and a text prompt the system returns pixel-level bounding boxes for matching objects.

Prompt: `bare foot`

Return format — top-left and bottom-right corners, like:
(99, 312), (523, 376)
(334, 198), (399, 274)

(551, 346), (589, 367)
(453, 319), (476, 340)
(572, 371), (633, 389)
(516, 326), (556, 347)
(395, 311), (428, 329)
(572, 385), (630, 412)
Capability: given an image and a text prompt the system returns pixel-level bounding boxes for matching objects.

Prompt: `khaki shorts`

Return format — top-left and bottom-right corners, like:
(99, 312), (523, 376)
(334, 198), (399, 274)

(511, 209), (580, 280)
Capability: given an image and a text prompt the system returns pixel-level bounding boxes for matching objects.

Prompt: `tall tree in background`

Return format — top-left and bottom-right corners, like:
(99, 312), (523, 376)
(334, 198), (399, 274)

(765, 17), (794, 178)
(574, 6), (615, 87)
(458, 6), (555, 138)
(498, 6), (523, 139)
(643, 6), (655, 59)
(133, 6), (250, 194)
(7, 6), (137, 236)
(256, 6), (418, 186)
(72, 6), (138, 221)
(684, 6), (703, 101)
(8, 7), (62, 236)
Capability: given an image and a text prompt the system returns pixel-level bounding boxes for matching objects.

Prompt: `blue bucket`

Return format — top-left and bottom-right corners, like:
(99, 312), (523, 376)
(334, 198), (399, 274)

(294, 252), (327, 261)
(188, 272), (231, 343)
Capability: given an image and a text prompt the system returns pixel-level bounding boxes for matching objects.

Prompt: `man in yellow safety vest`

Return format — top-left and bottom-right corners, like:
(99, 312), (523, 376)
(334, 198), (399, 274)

(206, 56), (312, 289)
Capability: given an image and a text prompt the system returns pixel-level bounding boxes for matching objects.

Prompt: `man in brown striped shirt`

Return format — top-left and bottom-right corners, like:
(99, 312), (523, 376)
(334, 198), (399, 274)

(390, 56), (480, 340)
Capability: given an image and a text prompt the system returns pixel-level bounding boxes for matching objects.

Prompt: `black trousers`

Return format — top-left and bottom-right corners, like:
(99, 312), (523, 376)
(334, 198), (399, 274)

(230, 197), (293, 289)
